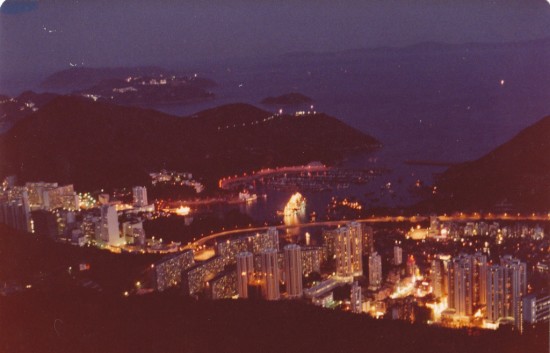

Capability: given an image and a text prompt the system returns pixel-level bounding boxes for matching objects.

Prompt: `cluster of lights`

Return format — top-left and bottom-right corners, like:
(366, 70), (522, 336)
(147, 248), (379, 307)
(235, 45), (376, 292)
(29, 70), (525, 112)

(284, 192), (306, 217)
(339, 198), (362, 210)
(78, 192), (97, 209)
(175, 206), (191, 216)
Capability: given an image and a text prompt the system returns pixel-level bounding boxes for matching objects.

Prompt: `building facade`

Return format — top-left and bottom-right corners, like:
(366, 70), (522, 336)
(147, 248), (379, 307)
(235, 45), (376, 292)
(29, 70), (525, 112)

(284, 244), (303, 298)
(260, 249), (280, 300)
(335, 223), (363, 281)
(236, 251), (254, 298)
(368, 252), (382, 291)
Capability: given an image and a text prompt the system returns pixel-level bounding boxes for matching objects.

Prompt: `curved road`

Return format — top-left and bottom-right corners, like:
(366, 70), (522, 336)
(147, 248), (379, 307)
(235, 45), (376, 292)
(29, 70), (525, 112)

(184, 212), (550, 251)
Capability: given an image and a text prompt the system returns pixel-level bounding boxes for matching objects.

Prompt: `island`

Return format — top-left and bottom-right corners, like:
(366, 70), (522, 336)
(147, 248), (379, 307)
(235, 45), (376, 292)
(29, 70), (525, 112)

(74, 75), (215, 106)
(39, 66), (217, 106)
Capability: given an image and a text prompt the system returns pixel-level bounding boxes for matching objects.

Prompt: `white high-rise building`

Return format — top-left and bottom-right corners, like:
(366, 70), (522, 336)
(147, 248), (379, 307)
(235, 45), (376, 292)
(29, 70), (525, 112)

(100, 204), (122, 246)
(472, 253), (488, 305)
(448, 254), (474, 316)
(351, 281), (362, 314)
(260, 249), (280, 300)
(368, 252), (382, 291)
(335, 223), (362, 281)
(236, 252), (254, 298)
(447, 253), (488, 317)
(284, 244), (303, 298)
(132, 186), (148, 207)
(500, 256), (527, 329)
(393, 245), (403, 265)
(486, 265), (504, 324)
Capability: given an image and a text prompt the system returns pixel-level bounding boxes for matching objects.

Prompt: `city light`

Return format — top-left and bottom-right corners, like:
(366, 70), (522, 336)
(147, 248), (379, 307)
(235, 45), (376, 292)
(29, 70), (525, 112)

(175, 206), (191, 216)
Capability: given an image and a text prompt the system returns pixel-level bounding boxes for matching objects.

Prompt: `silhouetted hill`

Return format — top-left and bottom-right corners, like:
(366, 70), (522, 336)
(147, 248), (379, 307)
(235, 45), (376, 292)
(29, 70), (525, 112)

(0, 91), (59, 132)
(0, 224), (160, 294)
(433, 115), (550, 211)
(0, 97), (379, 190)
(0, 290), (545, 353)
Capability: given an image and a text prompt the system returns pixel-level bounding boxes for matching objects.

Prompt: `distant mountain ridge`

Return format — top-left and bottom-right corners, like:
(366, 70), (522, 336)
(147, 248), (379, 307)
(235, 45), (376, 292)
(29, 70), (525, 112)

(283, 36), (550, 59)
(0, 97), (380, 190)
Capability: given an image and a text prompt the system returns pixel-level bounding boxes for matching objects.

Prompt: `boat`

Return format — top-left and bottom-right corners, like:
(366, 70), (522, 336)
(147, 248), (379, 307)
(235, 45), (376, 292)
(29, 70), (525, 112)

(283, 192), (306, 217)
(238, 190), (258, 203)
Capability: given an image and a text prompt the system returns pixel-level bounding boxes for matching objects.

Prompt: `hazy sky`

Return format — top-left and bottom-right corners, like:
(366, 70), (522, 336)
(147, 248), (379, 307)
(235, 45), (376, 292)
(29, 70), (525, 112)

(1, 0), (550, 79)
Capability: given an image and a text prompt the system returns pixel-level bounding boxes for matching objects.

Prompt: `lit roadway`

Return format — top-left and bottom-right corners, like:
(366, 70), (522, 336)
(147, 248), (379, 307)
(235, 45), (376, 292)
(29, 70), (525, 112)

(218, 164), (329, 189)
(183, 212), (550, 251)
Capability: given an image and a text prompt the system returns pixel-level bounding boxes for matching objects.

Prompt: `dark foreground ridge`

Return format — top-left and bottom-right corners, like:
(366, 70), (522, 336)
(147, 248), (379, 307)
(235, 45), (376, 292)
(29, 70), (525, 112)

(432, 115), (550, 211)
(0, 96), (380, 190)
(0, 290), (546, 353)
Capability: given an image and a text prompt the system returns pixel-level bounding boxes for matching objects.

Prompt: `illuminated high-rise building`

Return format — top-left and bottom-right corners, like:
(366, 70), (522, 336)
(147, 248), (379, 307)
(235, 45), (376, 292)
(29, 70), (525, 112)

(42, 184), (79, 211)
(153, 250), (195, 292)
(350, 281), (362, 314)
(393, 245), (403, 265)
(500, 256), (527, 329)
(472, 253), (487, 305)
(368, 252), (382, 291)
(448, 254), (474, 316)
(132, 186), (148, 207)
(236, 251), (254, 298)
(208, 268), (237, 300)
(122, 220), (145, 245)
(252, 231), (278, 254)
(322, 228), (338, 262)
(100, 204), (122, 246)
(301, 247), (322, 275)
(486, 265), (504, 324)
(0, 191), (31, 233)
(522, 294), (550, 326)
(25, 182), (57, 209)
(447, 253), (488, 317)
(216, 236), (251, 266)
(284, 244), (303, 298)
(362, 225), (374, 254)
(181, 256), (225, 296)
(334, 223), (362, 281)
(431, 254), (451, 299)
(260, 249), (280, 300)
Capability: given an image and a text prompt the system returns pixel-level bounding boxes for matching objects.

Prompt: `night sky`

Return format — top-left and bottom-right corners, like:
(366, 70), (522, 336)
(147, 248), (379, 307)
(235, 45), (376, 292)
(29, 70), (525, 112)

(1, 0), (550, 80)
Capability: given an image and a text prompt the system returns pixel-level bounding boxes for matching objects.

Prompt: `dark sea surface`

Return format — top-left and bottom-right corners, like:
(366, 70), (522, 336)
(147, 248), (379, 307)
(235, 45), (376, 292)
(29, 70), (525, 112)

(4, 41), (550, 220)
(152, 42), (550, 219)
